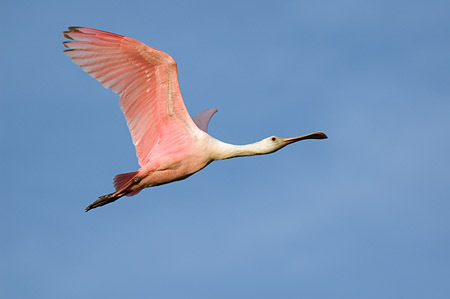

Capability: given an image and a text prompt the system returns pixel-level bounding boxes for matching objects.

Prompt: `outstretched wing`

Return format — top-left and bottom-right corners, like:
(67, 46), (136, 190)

(63, 27), (198, 166)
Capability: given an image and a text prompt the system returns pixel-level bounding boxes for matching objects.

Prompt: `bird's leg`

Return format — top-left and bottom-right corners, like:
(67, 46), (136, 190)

(85, 175), (142, 212)
(85, 191), (125, 212)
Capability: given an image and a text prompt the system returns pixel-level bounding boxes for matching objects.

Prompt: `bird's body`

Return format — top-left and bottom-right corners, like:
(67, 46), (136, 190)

(63, 27), (327, 211)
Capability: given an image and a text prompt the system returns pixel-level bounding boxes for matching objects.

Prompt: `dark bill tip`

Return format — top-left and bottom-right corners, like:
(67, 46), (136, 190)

(283, 131), (328, 144)
(308, 132), (328, 139)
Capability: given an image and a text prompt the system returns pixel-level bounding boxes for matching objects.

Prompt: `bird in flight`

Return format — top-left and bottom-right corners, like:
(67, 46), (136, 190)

(63, 27), (327, 212)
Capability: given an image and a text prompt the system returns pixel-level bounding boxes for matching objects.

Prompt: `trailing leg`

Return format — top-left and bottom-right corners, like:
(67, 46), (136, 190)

(85, 192), (124, 212)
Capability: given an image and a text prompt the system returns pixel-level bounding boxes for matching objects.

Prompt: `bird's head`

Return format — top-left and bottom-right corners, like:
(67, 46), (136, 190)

(260, 132), (328, 154)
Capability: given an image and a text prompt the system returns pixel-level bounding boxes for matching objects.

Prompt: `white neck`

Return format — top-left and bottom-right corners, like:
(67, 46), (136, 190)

(199, 130), (327, 162)
(210, 139), (273, 161)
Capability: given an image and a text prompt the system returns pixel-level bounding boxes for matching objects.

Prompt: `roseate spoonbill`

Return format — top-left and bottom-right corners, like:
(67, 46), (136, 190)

(62, 27), (327, 212)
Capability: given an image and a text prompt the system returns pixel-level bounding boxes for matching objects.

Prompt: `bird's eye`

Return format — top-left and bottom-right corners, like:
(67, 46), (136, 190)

(271, 137), (276, 141)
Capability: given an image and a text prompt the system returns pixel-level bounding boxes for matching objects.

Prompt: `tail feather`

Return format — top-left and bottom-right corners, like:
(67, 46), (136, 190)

(113, 171), (139, 191)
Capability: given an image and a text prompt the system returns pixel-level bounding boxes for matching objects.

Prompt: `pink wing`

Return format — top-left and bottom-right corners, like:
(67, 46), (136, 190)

(63, 27), (198, 166)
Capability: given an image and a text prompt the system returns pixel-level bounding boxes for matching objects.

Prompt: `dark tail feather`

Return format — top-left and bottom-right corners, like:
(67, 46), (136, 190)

(85, 192), (123, 212)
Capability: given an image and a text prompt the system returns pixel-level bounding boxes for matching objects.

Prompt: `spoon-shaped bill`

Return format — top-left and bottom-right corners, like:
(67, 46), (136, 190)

(282, 132), (328, 144)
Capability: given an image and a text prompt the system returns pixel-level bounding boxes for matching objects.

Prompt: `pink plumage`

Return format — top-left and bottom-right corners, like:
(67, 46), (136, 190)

(64, 27), (196, 167)
(63, 27), (327, 212)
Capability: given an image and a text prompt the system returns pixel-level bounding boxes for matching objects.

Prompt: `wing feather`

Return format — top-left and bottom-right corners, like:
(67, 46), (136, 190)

(63, 27), (198, 166)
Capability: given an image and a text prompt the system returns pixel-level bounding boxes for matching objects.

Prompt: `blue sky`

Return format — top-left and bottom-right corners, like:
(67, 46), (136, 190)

(1, 0), (449, 298)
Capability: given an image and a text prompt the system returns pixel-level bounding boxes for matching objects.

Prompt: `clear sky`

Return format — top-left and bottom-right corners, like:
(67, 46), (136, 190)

(1, 0), (449, 298)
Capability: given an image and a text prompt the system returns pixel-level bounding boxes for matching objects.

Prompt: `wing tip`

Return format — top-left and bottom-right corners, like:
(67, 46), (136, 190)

(62, 31), (72, 39)
(62, 26), (78, 39)
(68, 26), (82, 32)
